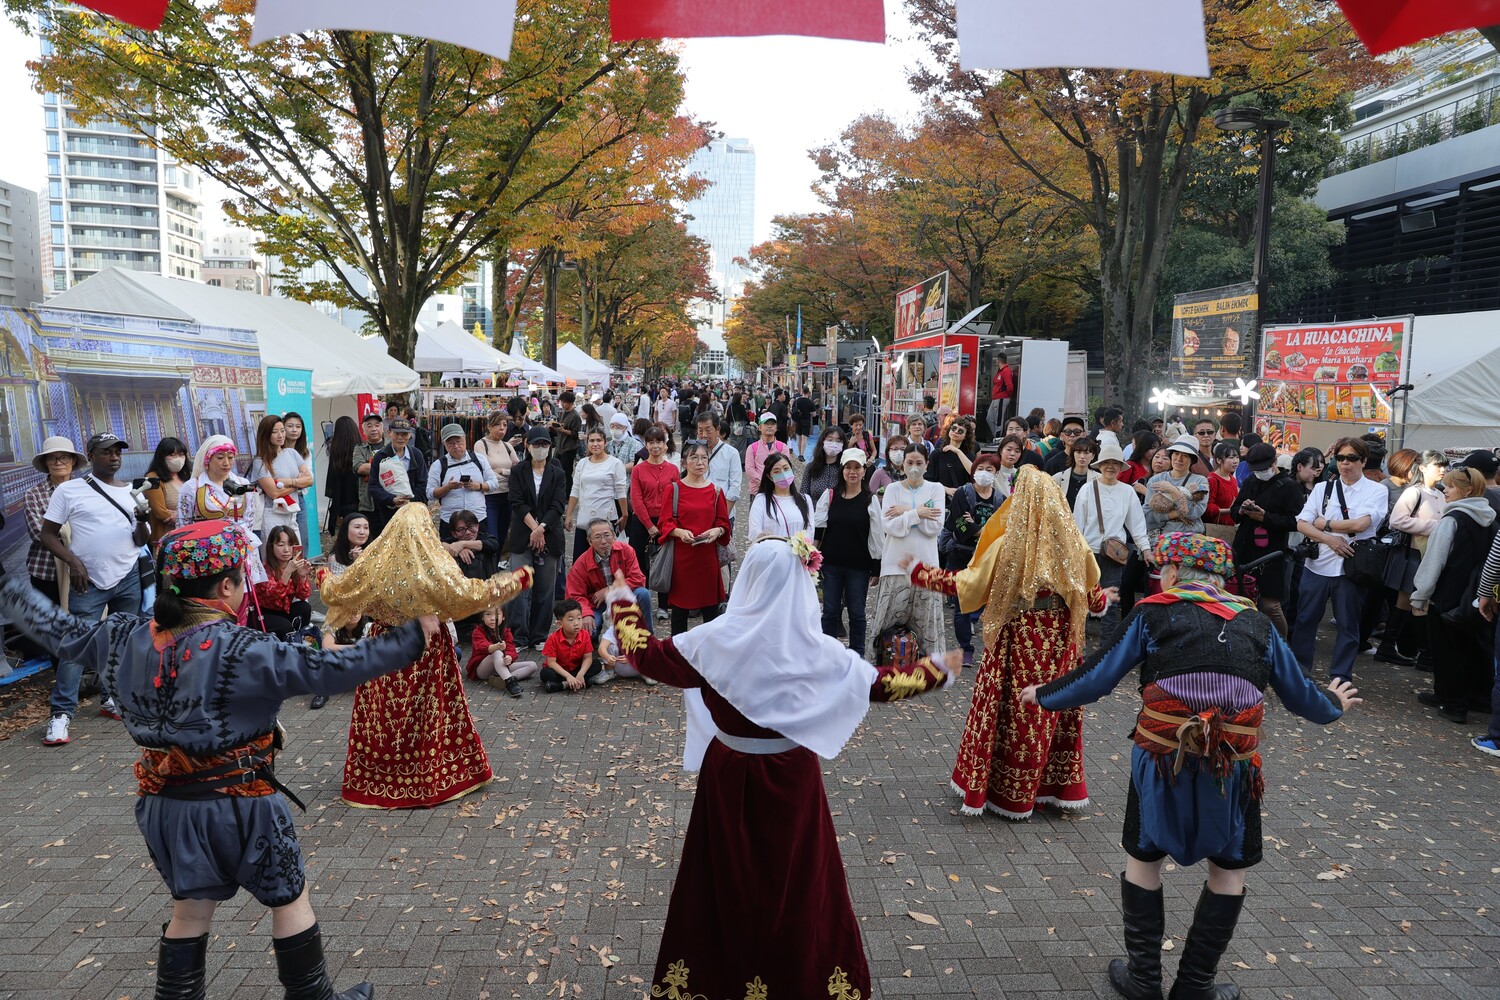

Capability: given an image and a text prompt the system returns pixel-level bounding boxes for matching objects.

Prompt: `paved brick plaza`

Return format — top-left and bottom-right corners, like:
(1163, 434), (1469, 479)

(1, 502), (1498, 999)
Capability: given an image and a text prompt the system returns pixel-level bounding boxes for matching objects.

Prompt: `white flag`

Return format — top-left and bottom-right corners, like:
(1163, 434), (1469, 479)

(251, 0), (519, 63)
(957, 0), (1210, 77)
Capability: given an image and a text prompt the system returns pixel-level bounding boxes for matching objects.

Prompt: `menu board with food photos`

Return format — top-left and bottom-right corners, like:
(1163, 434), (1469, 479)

(1169, 283), (1258, 395)
(1257, 316), (1410, 426)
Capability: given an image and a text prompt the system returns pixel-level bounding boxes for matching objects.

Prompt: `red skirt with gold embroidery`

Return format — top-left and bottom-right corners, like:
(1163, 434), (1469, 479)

(951, 607), (1088, 818)
(342, 624), (492, 809)
(651, 740), (869, 999)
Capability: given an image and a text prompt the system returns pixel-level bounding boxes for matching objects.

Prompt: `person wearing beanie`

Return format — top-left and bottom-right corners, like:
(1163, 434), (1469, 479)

(1024, 532), (1361, 1000)
(0, 520), (447, 1000)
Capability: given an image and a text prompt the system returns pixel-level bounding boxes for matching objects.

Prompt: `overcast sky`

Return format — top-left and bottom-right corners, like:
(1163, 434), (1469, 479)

(0, 3), (928, 245)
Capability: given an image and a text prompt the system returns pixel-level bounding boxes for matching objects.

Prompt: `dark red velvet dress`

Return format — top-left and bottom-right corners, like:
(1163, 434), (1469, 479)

(612, 599), (949, 1000)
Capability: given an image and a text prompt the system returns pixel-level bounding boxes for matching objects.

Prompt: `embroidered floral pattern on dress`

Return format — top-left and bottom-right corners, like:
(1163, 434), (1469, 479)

(648, 962), (862, 999)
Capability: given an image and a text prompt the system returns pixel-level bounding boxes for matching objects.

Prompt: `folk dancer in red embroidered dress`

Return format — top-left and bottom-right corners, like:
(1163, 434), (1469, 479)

(319, 503), (535, 810)
(608, 533), (963, 1000)
(1022, 532), (1361, 1000)
(0, 521), (447, 1000)
(906, 466), (1115, 819)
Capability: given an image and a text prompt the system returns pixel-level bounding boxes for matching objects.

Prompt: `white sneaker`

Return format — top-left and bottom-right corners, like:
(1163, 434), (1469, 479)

(589, 669), (616, 687)
(655, 609), (670, 622)
(43, 715), (71, 746)
(98, 696), (122, 720)
(497, 559), (510, 571)
(643, 677), (659, 686)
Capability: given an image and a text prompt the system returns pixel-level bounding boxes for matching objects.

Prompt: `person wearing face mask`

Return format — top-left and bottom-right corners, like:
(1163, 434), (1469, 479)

(801, 426), (848, 500)
(946, 455), (1005, 665)
(749, 454), (814, 540)
(144, 436), (192, 546)
(868, 447), (947, 660)
(1230, 444), (1306, 638)
(607, 412), (641, 470)
(869, 436), (908, 494)
(505, 426), (569, 650)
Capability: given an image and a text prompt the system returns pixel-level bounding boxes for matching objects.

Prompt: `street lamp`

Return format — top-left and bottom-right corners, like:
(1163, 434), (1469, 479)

(1213, 105), (1288, 418)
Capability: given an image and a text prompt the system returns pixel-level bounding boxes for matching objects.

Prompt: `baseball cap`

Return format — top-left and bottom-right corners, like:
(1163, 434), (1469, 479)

(440, 423), (465, 442)
(361, 412), (383, 425)
(758, 412), (777, 424)
(86, 431), (128, 453)
(840, 448), (868, 467)
(526, 425), (553, 445)
(1460, 449), (1500, 479)
(386, 418), (413, 433)
(1246, 443), (1277, 471)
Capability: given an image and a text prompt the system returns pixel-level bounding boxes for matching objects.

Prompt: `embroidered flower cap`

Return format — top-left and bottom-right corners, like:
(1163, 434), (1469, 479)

(1153, 531), (1234, 578)
(159, 521), (246, 580)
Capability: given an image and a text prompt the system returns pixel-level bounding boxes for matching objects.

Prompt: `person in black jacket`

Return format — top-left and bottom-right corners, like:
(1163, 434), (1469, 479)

(1229, 444), (1304, 638)
(506, 425), (568, 649)
(367, 418), (428, 537)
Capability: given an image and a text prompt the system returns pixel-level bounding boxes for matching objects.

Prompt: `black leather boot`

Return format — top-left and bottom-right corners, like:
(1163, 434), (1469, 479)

(1167, 884), (1246, 1000)
(273, 924), (373, 1000)
(154, 930), (208, 1000)
(1108, 875), (1165, 1000)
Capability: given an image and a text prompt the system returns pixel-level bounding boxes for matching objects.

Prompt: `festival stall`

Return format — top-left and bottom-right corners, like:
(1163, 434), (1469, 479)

(877, 273), (994, 437)
(557, 342), (613, 388)
(419, 319), (525, 381)
(41, 267), (420, 546)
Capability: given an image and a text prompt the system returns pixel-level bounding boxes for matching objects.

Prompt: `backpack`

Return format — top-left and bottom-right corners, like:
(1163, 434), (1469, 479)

(439, 450), (481, 482)
(873, 624), (923, 670)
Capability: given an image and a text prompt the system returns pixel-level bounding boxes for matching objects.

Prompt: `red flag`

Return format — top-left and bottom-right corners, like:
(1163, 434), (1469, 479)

(611, 0), (884, 43)
(71, 0), (170, 30)
(1336, 0), (1500, 55)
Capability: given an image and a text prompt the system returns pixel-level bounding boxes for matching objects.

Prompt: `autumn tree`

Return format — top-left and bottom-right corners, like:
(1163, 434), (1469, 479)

(906, 0), (1392, 407)
(13, 0), (683, 368)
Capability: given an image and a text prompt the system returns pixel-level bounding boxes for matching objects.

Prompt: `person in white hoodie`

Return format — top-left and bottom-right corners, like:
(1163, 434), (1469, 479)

(868, 446), (947, 659)
(1410, 467), (1498, 724)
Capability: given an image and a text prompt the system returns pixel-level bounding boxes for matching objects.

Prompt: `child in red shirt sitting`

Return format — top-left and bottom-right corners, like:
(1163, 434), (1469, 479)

(541, 600), (607, 692)
(467, 606), (538, 698)
(253, 526), (312, 638)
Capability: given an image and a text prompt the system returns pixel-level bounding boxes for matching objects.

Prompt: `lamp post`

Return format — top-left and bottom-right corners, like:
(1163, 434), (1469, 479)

(542, 251), (580, 371)
(1212, 105), (1288, 419)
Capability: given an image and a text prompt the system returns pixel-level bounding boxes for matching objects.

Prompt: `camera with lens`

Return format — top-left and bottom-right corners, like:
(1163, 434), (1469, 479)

(222, 480), (256, 497)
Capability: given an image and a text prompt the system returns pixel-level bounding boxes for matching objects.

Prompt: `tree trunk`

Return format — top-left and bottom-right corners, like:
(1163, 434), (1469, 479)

(491, 242), (509, 351)
(542, 248), (559, 370)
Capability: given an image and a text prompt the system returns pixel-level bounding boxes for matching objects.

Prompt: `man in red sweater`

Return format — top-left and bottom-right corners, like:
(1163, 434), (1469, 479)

(565, 519), (653, 632)
(988, 352), (1015, 439)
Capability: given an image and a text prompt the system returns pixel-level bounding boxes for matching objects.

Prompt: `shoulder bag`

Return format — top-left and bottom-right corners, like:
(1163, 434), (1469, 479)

(1093, 481), (1130, 564)
(84, 476), (154, 591)
(1335, 478), (1388, 588)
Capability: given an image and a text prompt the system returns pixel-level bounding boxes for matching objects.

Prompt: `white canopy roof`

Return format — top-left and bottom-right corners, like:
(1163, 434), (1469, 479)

(46, 267), (419, 398)
(557, 342), (611, 382)
(418, 320), (525, 374)
(1401, 346), (1500, 451)
(507, 354), (568, 384)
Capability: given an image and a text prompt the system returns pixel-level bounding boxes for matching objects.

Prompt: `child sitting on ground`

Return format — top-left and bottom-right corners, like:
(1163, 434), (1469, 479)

(467, 606), (538, 698)
(596, 622), (652, 685)
(541, 599), (607, 692)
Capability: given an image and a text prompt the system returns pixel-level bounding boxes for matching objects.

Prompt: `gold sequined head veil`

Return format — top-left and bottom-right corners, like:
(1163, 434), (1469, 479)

(977, 465), (1100, 650)
(319, 503), (530, 629)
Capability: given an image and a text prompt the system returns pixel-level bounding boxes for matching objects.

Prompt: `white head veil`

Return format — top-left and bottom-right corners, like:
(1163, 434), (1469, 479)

(193, 434), (238, 476)
(672, 537), (879, 770)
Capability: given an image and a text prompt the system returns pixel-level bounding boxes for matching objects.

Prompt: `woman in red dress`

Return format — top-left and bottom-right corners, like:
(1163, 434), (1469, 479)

(907, 467), (1114, 819)
(658, 440), (731, 635)
(607, 536), (961, 999)
(318, 504), (534, 810)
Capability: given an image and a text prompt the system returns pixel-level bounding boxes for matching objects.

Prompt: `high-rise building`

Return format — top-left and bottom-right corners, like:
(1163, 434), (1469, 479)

(204, 227), (269, 295)
(682, 138), (755, 374)
(0, 179), (44, 307)
(41, 44), (204, 294)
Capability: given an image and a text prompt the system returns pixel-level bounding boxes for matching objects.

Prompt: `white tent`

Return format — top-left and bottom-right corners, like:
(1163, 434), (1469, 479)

(508, 355), (569, 384)
(47, 267), (420, 397)
(1400, 346), (1500, 451)
(412, 332), (465, 375)
(557, 342), (612, 385)
(419, 319), (525, 375)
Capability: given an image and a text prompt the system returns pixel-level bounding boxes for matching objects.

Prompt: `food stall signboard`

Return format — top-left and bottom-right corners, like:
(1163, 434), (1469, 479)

(1169, 282), (1258, 395)
(894, 272), (949, 342)
(1257, 317), (1410, 426)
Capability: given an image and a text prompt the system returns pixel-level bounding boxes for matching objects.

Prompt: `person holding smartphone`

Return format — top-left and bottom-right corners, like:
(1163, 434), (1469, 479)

(428, 424), (498, 541)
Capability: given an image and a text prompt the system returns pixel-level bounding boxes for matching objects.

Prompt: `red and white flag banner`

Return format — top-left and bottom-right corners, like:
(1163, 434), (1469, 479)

(71, 0), (170, 30)
(610, 0), (884, 43)
(956, 0), (1209, 76)
(249, 0), (519, 61)
(1335, 0), (1500, 55)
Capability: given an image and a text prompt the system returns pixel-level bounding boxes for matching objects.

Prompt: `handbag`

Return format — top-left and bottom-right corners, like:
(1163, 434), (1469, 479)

(1296, 481), (1334, 561)
(1093, 481), (1129, 564)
